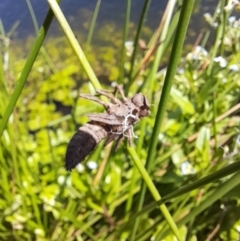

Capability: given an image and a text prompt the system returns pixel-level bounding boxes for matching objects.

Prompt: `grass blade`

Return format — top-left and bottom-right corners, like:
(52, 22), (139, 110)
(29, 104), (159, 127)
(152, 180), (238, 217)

(87, 0), (102, 47)
(46, 0), (102, 90)
(131, 0), (195, 239)
(128, 147), (183, 241)
(118, 0), (131, 83)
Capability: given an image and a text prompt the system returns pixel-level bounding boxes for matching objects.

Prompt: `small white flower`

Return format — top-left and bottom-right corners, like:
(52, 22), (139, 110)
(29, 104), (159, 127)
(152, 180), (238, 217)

(37, 67), (44, 73)
(222, 78), (227, 83)
(213, 56), (227, 67)
(87, 160), (98, 170)
(178, 68), (184, 74)
(233, 19), (240, 28)
(224, 0), (240, 12)
(57, 175), (65, 185)
(111, 81), (118, 88)
(180, 161), (196, 175)
(204, 13), (213, 25)
(76, 163), (85, 172)
(34, 228), (45, 237)
(237, 225), (240, 232)
(125, 41), (133, 48)
(195, 46), (208, 56)
(125, 41), (134, 56)
(229, 64), (239, 71)
(187, 46), (208, 61)
(236, 134), (240, 145)
(228, 16), (236, 23)
(22, 181), (28, 188)
(3, 130), (10, 145)
(105, 175), (111, 184)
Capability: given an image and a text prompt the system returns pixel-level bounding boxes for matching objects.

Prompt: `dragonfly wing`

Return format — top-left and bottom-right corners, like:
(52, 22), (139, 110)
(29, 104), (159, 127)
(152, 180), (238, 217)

(87, 113), (124, 125)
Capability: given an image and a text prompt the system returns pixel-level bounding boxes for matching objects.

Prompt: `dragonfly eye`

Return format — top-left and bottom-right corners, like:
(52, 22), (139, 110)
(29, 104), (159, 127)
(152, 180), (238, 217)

(143, 96), (150, 109)
(131, 94), (144, 108)
(132, 109), (138, 115)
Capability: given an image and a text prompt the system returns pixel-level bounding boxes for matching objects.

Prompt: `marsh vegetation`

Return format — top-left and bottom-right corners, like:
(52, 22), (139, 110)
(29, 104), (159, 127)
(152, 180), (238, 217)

(0, 0), (240, 240)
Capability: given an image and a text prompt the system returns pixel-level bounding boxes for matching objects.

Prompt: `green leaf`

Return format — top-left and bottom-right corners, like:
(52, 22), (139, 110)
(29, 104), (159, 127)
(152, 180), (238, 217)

(171, 87), (195, 115)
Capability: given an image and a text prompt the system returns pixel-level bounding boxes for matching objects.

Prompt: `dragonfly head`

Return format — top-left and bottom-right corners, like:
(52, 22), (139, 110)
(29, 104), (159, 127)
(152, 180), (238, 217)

(131, 93), (150, 118)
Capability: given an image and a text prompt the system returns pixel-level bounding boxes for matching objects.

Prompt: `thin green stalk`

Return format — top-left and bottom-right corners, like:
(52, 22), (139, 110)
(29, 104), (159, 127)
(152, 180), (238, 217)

(30, 192), (43, 227)
(25, 0), (39, 33)
(0, 46), (8, 97)
(46, 127), (57, 171)
(212, 92), (218, 151)
(117, 160), (240, 239)
(136, 7), (180, 94)
(206, 2), (227, 151)
(0, 146), (12, 202)
(219, 0), (228, 55)
(159, 171), (240, 239)
(201, 1), (221, 48)
(25, 0), (57, 72)
(130, 2), (176, 239)
(128, 147), (183, 241)
(146, 0), (194, 187)
(10, 117), (21, 190)
(129, 120), (148, 241)
(6, 22), (20, 38)
(0, 0), (61, 137)
(124, 120), (147, 224)
(0, 19), (6, 36)
(123, 165), (138, 222)
(0, 21), (11, 97)
(161, 160), (240, 202)
(129, 175), (146, 240)
(207, 8), (225, 75)
(131, 160), (240, 220)
(87, 0), (102, 47)
(119, 0), (131, 83)
(126, 0), (151, 93)
(145, 0), (176, 94)
(131, 0), (194, 239)
(46, 0), (102, 91)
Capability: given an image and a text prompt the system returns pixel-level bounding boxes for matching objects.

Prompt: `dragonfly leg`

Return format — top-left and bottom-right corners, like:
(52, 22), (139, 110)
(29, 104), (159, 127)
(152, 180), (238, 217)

(127, 129), (133, 146)
(114, 134), (124, 151)
(110, 129), (124, 135)
(122, 125), (138, 139)
(96, 89), (121, 104)
(80, 93), (112, 109)
(130, 125), (138, 138)
(113, 85), (128, 102)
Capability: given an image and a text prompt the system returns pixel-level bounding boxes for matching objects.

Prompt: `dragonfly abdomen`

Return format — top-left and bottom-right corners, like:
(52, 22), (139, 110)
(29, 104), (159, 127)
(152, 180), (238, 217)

(65, 123), (108, 171)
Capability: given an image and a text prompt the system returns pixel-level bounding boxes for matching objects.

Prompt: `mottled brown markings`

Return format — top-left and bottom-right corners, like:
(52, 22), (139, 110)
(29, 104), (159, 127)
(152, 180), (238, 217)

(65, 85), (150, 171)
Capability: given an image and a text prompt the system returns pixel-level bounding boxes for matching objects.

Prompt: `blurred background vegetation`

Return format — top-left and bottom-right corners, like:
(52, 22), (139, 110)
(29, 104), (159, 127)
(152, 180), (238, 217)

(0, 0), (240, 240)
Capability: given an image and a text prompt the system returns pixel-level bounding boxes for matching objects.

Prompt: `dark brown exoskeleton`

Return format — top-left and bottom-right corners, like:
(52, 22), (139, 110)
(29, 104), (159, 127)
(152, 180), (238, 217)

(65, 85), (150, 171)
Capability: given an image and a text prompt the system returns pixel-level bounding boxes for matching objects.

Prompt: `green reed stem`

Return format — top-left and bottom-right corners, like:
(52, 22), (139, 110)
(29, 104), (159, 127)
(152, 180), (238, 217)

(146, 0), (194, 189)
(87, 0), (102, 47)
(131, 0), (194, 240)
(46, 0), (102, 91)
(130, 1), (177, 239)
(25, 0), (57, 72)
(126, 0), (151, 93)
(119, 0), (131, 83)
(128, 147), (183, 241)
(159, 171), (240, 239)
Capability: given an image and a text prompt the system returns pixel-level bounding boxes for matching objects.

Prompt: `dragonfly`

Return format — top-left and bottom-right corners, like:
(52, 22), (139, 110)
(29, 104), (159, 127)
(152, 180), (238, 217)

(65, 85), (150, 171)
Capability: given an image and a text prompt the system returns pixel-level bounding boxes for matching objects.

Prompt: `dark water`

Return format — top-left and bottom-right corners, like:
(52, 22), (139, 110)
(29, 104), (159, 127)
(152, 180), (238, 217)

(0, 0), (217, 40)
